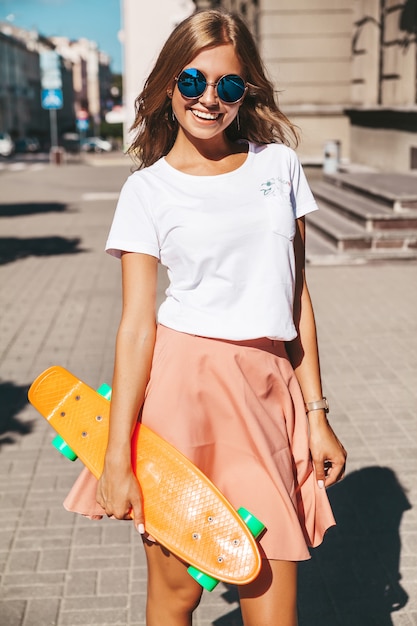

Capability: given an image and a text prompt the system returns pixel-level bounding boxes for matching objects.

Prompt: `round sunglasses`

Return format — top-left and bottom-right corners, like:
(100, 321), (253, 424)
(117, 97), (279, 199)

(175, 68), (246, 104)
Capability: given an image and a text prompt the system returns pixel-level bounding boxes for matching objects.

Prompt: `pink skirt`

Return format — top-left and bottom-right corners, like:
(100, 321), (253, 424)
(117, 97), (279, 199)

(64, 324), (335, 561)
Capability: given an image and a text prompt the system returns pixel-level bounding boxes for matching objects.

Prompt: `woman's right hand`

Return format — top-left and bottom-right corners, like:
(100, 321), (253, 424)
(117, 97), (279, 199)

(96, 452), (145, 534)
(96, 252), (159, 536)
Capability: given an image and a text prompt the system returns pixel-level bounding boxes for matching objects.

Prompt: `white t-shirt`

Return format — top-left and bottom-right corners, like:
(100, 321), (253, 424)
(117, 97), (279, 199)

(106, 142), (318, 341)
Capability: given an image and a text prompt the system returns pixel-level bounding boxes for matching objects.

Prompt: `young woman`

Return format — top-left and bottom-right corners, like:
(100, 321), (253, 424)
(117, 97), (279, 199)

(65, 9), (347, 626)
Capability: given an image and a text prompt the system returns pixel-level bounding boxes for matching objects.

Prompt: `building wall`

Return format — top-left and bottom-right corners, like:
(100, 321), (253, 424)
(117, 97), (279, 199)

(122, 0), (195, 147)
(0, 31), (50, 139)
(260, 0), (353, 106)
(0, 25), (111, 145)
(258, 0), (354, 163)
(352, 0), (417, 107)
(197, 0), (258, 35)
(349, 0), (417, 171)
(52, 37), (112, 135)
(350, 126), (417, 172)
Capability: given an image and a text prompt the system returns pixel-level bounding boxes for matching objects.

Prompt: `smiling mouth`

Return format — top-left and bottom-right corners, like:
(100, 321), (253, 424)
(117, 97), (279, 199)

(191, 110), (220, 121)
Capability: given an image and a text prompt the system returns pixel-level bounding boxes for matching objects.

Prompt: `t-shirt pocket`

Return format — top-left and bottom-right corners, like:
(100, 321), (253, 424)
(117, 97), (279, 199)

(267, 198), (296, 241)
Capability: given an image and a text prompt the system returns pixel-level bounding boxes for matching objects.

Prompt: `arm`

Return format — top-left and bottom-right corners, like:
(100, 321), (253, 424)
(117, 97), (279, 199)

(285, 217), (346, 487)
(96, 251), (159, 532)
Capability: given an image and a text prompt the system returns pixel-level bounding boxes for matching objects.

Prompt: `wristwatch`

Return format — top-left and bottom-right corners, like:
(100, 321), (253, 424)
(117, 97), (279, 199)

(305, 397), (329, 413)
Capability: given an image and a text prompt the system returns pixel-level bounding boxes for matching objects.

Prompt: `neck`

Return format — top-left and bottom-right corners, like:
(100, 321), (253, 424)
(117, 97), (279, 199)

(172, 130), (237, 161)
(165, 132), (248, 176)
(168, 128), (247, 165)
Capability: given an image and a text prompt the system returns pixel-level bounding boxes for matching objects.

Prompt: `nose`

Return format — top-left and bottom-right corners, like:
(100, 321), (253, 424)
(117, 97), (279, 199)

(199, 83), (218, 106)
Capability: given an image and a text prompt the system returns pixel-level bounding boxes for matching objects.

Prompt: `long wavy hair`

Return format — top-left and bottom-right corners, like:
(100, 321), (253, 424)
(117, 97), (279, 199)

(128, 9), (299, 168)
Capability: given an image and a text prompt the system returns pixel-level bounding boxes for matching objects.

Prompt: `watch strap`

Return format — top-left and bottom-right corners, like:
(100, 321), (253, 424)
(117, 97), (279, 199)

(305, 397), (329, 413)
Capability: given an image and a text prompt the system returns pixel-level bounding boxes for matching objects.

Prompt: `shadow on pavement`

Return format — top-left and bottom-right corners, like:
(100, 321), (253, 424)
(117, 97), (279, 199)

(214, 466), (410, 626)
(0, 236), (85, 265)
(298, 466), (410, 626)
(214, 586), (243, 625)
(0, 202), (68, 217)
(0, 381), (34, 447)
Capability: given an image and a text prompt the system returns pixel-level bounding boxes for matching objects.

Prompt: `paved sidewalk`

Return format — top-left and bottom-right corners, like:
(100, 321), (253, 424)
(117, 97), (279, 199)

(0, 159), (416, 626)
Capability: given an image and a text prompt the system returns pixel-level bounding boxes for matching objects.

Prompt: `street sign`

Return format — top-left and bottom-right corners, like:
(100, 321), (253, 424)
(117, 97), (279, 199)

(40, 51), (62, 90)
(76, 119), (89, 131)
(41, 88), (64, 110)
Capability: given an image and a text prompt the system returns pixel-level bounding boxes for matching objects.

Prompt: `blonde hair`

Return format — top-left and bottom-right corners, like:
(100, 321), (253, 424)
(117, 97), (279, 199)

(128, 9), (298, 168)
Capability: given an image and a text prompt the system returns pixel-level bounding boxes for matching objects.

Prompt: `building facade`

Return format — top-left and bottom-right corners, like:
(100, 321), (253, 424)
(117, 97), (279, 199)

(348, 0), (417, 171)
(0, 22), (113, 146)
(121, 0), (195, 145)
(193, 0), (417, 171)
(0, 28), (50, 141)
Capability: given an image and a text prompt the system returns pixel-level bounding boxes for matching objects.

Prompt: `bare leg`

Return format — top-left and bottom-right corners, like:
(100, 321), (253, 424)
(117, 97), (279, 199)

(239, 560), (298, 626)
(143, 539), (203, 626)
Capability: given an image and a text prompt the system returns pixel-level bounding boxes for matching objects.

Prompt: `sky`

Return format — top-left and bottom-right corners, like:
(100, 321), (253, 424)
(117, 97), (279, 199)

(0, 0), (122, 73)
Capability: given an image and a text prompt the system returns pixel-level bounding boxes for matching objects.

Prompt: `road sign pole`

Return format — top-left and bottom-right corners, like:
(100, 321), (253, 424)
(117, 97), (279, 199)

(50, 109), (58, 148)
(40, 51), (64, 164)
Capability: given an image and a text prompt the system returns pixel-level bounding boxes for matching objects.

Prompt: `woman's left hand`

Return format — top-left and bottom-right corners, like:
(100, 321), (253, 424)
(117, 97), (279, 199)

(308, 415), (347, 488)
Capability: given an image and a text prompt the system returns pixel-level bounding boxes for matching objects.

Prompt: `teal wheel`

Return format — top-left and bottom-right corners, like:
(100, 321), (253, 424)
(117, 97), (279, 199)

(52, 434), (78, 461)
(237, 507), (265, 538)
(187, 565), (219, 592)
(97, 383), (112, 400)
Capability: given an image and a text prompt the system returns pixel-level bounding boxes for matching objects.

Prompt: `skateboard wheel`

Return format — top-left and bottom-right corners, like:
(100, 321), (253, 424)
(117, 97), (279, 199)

(187, 565), (219, 591)
(51, 434), (78, 461)
(97, 383), (112, 400)
(237, 507), (265, 538)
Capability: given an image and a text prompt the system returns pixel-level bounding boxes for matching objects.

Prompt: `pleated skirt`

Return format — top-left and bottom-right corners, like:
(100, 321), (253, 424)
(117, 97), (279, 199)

(64, 324), (335, 561)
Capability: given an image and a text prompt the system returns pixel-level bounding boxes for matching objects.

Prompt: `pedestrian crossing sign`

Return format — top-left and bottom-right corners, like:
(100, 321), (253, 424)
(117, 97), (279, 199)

(41, 88), (64, 110)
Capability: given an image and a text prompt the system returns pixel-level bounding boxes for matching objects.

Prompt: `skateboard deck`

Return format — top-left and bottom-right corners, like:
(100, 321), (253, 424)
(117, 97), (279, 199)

(28, 366), (263, 588)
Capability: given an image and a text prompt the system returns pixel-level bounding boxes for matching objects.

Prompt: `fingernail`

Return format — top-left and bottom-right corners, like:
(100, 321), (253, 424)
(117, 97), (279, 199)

(137, 523), (145, 534)
(318, 480), (324, 489)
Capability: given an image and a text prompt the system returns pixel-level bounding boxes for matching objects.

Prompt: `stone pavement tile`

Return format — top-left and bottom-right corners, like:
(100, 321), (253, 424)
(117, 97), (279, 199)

(392, 615), (417, 626)
(0, 600), (27, 626)
(65, 570), (97, 597)
(304, 262), (417, 626)
(70, 545), (131, 571)
(128, 592), (147, 625)
(14, 527), (73, 551)
(2, 572), (65, 599)
(194, 583), (242, 626)
(59, 606), (128, 625)
(99, 569), (130, 596)
(22, 598), (61, 626)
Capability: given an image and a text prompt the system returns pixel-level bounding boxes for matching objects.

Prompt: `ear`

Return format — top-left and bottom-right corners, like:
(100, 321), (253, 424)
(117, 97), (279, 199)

(167, 88), (173, 99)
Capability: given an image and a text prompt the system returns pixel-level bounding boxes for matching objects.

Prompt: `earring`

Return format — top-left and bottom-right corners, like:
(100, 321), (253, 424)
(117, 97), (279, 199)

(172, 108), (176, 122)
(236, 111), (240, 131)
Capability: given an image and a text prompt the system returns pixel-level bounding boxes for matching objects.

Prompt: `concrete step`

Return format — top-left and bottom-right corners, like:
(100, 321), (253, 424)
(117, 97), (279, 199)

(305, 225), (417, 265)
(310, 180), (417, 231)
(324, 171), (417, 211)
(306, 203), (417, 253)
(305, 226), (358, 265)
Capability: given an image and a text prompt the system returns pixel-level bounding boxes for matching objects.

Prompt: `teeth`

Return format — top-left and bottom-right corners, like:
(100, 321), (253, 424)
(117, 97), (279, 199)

(192, 110), (219, 120)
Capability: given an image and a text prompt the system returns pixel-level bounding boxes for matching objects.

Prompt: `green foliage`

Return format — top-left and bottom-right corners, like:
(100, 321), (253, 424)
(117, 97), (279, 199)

(100, 121), (123, 139)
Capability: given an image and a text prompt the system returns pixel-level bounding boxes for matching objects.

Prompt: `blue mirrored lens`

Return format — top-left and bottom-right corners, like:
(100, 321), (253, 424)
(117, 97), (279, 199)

(177, 69), (206, 98)
(177, 70), (246, 103)
(217, 75), (245, 103)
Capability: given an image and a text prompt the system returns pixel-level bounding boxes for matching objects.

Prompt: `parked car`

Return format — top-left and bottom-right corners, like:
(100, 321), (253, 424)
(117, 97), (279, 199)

(14, 137), (41, 153)
(61, 132), (81, 154)
(0, 132), (14, 157)
(81, 137), (112, 153)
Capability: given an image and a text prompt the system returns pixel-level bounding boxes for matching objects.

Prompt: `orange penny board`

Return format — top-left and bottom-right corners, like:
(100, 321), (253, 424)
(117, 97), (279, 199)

(28, 366), (262, 585)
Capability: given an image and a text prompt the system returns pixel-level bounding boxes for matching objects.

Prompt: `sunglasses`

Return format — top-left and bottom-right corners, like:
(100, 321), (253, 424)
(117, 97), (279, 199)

(175, 68), (246, 104)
